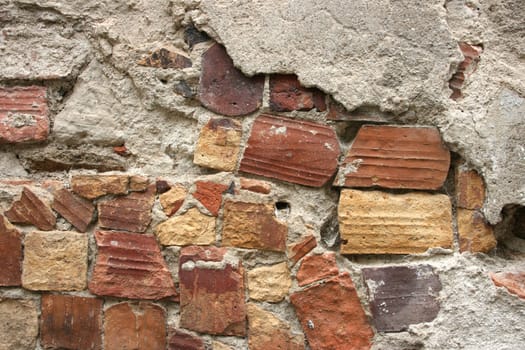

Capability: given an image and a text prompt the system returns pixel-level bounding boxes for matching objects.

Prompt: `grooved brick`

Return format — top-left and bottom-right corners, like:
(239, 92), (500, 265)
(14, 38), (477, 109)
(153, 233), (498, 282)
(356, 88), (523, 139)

(52, 188), (95, 232)
(4, 186), (56, 231)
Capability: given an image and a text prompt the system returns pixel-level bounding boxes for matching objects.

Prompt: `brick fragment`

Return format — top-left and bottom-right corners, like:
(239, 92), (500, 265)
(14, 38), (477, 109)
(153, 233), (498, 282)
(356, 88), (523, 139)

(129, 175), (150, 192)
(247, 262), (291, 302)
(456, 169), (485, 209)
(156, 179), (171, 194)
(52, 188), (95, 232)
(457, 209), (496, 253)
(291, 273), (373, 350)
(179, 245), (246, 336)
(156, 207), (216, 246)
(199, 43), (264, 116)
(269, 74), (316, 112)
(336, 125), (450, 190)
(490, 271), (525, 299)
(22, 231), (87, 291)
(89, 230), (177, 300)
(0, 86), (49, 143)
(104, 302), (166, 350)
(71, 174), (129, 199)
(159, 185), (187, 216)
(194, 118), (242, 171)
(240, 177), (271, 194)
(4, 186), (56, 230)
(193, 181), (229, 216)
(222, 200), (287, 252)
(168, 329), (205, 350)
(339, 189), (453, 254)
(41, 294), (102, 350)
(0, 299), (39, 350)
(449, 42), (482, 100)
(240, 114), (340, 187)
(326, 98), (388, 122)
(288, 235), (317, 265)
(363, 265), (442, 332)
(296, 252), (339, 286)
(0, 214), (22, 286)
(138, 48), (192, 69)
(98, 184), (155, 232)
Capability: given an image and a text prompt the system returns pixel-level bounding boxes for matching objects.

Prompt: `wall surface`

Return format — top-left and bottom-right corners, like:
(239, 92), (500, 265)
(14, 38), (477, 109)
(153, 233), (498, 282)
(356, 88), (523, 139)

(0, 0), (524, 349)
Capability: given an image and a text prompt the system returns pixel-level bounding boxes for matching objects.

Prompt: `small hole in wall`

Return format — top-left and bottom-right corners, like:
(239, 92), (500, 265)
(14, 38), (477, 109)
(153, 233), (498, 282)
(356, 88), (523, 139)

(275, 201), (291, 219)
(495, 204), (525, 258)
(159, 78), (168, 85)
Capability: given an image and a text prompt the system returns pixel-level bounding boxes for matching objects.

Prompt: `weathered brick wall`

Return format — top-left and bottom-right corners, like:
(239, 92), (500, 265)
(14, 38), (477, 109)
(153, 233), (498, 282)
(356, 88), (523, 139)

(1, 1), (525, 350)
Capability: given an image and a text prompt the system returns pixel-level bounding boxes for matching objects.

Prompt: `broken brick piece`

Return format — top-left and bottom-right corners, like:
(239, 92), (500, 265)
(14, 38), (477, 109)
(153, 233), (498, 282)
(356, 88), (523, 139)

(193, 181), (229, 216)
(129, 175), (150, 192)
(240, 114), (340, 187)
(362, 265), (442, 332)
(168, 329), (205, 350)
(41, 294), (102, 350)
(0, 86), (49, 143)
(296, 253), (339, 286)
(240, 178), (272, 194)
(326, 98), (388, 122)
(335, 125), (450, 190)
(159, 185), (187, 216)
(71, 174), (129, 199)
(456, 168), (485, 210)
(155, 207), (216, 246)
(138, 48), (192, 69)
(490, 271), (525, 299)
(0, 214), (22, 286)
(4, 187), (56, 230)
(449, 42), (482, 100)
(288, 235), (317, 265)
(199, 43), (264, 116)
(457, 209), (496, 253)
(269, 74), (315, 112)
(179, 245), (246, 336)
(89, 230), (177, 300)
(52, 188), (95, 232)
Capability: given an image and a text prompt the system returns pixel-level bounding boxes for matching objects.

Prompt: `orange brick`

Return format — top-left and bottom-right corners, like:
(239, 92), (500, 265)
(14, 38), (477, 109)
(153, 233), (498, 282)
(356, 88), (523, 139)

(456, 169), (485, 209)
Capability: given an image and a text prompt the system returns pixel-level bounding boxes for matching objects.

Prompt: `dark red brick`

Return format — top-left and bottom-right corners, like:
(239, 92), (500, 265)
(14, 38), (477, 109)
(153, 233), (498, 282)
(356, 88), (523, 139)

(0, 86), (49, 143)
(490, 271), (525, 299)
(52, 188), (95, 232)
(138, 48), (192, 69)
(0, 214), (22, 286)
(270, 74), (319, 112)
(192, 181), (229, 216)
(168, 329), (205, 350)
(199, 43), (264, 116)
(89, 230), (177, 300)
(41, 294), (102, 350)
(288, 235), (317, 265)
(362, 265), (442, 332)
(296, 252), (339, 286)
(240, 114), (340, 187)
(4, 186), (56, 230)
(179, 245), (246, 336)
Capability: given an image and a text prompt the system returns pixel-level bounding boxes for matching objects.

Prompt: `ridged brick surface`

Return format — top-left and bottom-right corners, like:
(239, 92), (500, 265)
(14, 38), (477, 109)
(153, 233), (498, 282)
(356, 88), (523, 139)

(52, 188), (95, 232)
(5, 186), (56, 230)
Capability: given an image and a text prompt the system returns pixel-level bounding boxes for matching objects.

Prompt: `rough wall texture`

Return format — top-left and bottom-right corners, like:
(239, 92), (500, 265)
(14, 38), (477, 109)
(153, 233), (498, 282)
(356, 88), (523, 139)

(0, 0), (524, 349)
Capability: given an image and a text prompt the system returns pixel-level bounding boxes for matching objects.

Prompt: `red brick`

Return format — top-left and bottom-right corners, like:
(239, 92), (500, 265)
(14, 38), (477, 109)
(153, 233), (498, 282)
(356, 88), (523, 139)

(0, 214), (22, 286)
(52, 188), (95, 232)
(449, 42), (482, 100)
(296, 253), (339, 286)
(98, 184), (155, 232)
(288, 235), (317, 265)
(240, 177), (272, 194)
(270, 74), (315, 112)
(199, 43), (264, 116)
(41, 294), (102, 350)
(193, 181), (229, 216)
(89, 230), (177, 300)
(362, 265), (442, 332)
(113, 145), (129, 156)
(336, 125), (450, 190)
(168, 329), (205, 350)
(240, 114), (340, 187)
(4, 186), (56, 230)
(104, 302), (166, 350)
(290, 273), (373, 350)
(490, 271), (525, 299)
(326, 98), (388, 122)
(179, 245), (246, 336)
(138, 48), (192, 69)
(0, 86), (49, 143)
(456, 168), (485, 209)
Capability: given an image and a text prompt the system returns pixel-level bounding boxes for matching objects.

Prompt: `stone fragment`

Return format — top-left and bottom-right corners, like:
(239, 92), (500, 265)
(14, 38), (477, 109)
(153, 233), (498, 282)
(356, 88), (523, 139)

(362, 265), (442, 332)
(159, 185), (187, 216)
(0, 86), (49, 143)
(138, 48), (192, 69)
(199, 43), (264, 116)
(129, 175), (150, 192)
(247, 262), (291, 302)
(98, 184), (156, 232)
(490, 271), (525, 299)
(52, 188), (95, 232)
(0, 214), (22, 286)
(247, 303), (304, 350)
(89, 230), (177, 300)
(184, 24), (211, 49)
(179, 245), (246, 336)
(156, 179), (171, 194)
(222, 201), (287, 252)
(212, 341), (234, 350)
(168, 329), (205, 350)
(339, 189), (453, 254)
(240, 114), (340, 187)
(326, 98), (389, 122)
(71, 174), (129, 199)
(240, 177), (271, 194)
(104, 302), (166, 350)
(193, 181), (229, 216)
(457, 209), (497, 253)
(4, 186), (56, 230)
(290, 273), (374, 350)
(193, 118), (242, 172)
(269, 74), (315, 112)
(41, 294), (102, 350)
(456, 169), (485, 210)
(156, 207), (216, 246)
(336, 125), (450, 190)
(22, 230), (87, 291)
(297, 253), (339, 286)
(288, 235), (317, 265)
(449, 42), (483, 100)
(0, 298), (39, 350)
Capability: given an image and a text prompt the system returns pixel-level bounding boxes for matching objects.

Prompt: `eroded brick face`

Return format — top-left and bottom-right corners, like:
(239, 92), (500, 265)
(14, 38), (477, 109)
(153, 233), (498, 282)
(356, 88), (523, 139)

(457, 209), (496, 253)
(0, 299), (39, 350)
(0, 214), (22, 286)
(269, 74), (325, 112)
(296, 253), (339, 286)
(490, 272), (525, 299)
(456, 169), (485, 210)
(138, 48), (192, 69)
(155, 207), (216, 246)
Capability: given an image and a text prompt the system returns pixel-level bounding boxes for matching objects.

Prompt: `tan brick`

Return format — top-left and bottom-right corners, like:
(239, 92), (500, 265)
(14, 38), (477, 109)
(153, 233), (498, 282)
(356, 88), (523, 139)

(456, 169), (485, 209)
(0, 299), (39, 350)
(129, 175), (150, 192)
(212, 341), (234, 350)
(247, 262), (291, 302)
(159, 185), (187, 216)
(71, 174), (129, 199)
(457, 209), (496, 253)
(240, 177), (271, 194)
(155, 207), (216, 246)
(338, 189), (453, 254)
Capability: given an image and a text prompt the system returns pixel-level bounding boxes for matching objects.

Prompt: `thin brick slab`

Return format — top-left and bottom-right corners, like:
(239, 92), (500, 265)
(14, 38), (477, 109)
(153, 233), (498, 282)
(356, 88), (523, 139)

(288, 235), (317, 265)
(0, 214), (22, 286)
(362, 265), (442, 332)
(240, 114), (340, 187)
(240, 178), (271, 194)
(336, 125), (450, 190)
(490, 271), (525, 299)
(0, 86), (49, 143)
(71, 174), (129, 199)
(41, 294), (102, 350)
(199, 43), (264, 116)
(5, 186), (56, 230)
(0, 298), (39, 350)
(179, 245), (246, 336)
(192, 181), (229, 216)
(168, 329), (205, 350)
(52, 188), (95, 232)
(338, 189), (453, 254)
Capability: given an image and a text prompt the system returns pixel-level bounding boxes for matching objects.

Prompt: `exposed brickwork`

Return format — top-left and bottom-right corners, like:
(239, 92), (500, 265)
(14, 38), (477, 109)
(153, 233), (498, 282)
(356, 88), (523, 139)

(192, 181), (229, 216)
(288, 235), (317, 265)
(449, 42), (482, 100)
(456, 168), (485, 210)
(457, 209), (496, 253)
(296, 252), (339, 286)
(0, 214), (22, 286)
(247, 262), (291, 302)
(240, 177), (271, 194)
(269, 74), (325, 112)
(5, 186), (56, 230)
(52, 188), (95, 232)
(156, 207), (216, 246)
